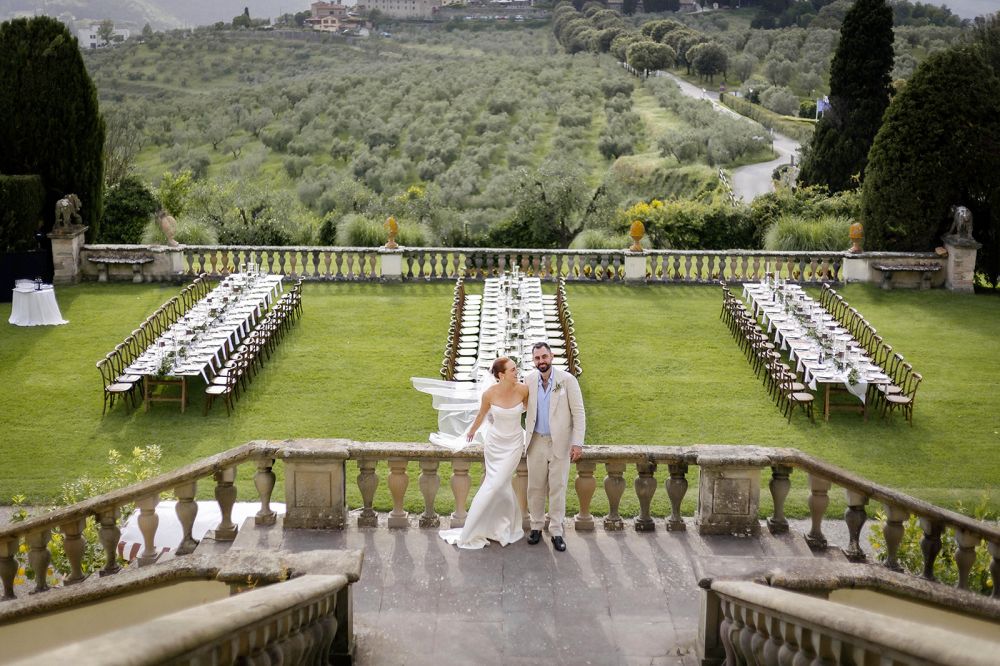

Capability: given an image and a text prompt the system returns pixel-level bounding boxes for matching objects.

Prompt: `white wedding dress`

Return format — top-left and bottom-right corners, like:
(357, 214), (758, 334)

(439, 404), (526, 549)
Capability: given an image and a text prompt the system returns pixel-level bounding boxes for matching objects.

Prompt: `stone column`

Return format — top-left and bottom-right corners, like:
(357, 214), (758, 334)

(283, 442), (349, 529)
(696, 459), (763, 536)
(942, 235), (981, 293)
(379, 248), (403, 282)
(47, 225), (88, 285)
(624, 251), (647, 283)
(841, 254), (869, 284)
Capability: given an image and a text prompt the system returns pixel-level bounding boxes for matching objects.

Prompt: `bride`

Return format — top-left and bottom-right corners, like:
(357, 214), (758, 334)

(439, 357), (527, 549)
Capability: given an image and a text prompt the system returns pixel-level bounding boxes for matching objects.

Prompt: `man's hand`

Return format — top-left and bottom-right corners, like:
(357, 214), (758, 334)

(570, 445), (583, 463)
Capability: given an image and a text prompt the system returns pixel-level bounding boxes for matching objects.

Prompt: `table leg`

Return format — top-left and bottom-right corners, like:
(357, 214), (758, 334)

(144, 376), (150, 412)
(181, 377), (187, 414)
(824, 385), (831, 422)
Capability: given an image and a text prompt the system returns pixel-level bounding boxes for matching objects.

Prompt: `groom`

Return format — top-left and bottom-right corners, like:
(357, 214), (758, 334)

(524, 341), (586, 552)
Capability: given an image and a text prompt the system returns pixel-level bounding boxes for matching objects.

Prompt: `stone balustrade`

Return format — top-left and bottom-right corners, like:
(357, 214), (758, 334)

(2, 441), (998, 605)
(708, 578), (999, 665)
(74, 245), (884, 285)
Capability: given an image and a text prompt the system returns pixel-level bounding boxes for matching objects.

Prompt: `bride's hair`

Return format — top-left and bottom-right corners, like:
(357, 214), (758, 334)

(491, 357), (512, 380)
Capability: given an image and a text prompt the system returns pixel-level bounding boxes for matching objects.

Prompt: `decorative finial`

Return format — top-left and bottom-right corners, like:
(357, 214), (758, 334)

(628, 220), (645, 252)
(384, 216), (399, 250)
(849, 221), (864, 254)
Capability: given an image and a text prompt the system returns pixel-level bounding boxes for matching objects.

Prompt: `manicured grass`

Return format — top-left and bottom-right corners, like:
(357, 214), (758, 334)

(1, 282), (998, 520)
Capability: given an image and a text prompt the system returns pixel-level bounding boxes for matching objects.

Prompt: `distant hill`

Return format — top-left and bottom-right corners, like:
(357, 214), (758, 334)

(0, 0), (307, 29)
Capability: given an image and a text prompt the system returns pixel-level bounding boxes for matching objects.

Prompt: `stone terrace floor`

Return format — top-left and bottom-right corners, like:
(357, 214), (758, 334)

(229, 516), (855, 666)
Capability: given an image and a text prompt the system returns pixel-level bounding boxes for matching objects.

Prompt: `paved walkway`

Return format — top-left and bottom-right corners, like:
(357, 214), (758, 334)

(245, 516), (852, 666)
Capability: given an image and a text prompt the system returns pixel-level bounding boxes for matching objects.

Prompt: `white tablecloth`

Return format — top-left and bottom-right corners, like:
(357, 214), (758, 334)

(9, 285), (68, 326)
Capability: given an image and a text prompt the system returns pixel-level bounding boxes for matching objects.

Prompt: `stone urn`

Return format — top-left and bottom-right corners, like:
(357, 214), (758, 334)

(384, 216), (399, 250)
(849, 221), (864, 253)
(628, 220), (645, 252)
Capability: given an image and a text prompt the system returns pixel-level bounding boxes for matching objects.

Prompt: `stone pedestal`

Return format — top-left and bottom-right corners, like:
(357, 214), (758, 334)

(942, 235), (980, 293)
(696, 465), (762, 536)
(283, 443), (349, 529)
(47, 225), (88, 285)
(841, 255), (869, 283)
(624, 252), (647, 283)
(379, 248), (403, 282)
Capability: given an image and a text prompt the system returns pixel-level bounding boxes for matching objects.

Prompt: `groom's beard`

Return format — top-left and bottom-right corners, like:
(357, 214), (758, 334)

(535, 362), (550, 373)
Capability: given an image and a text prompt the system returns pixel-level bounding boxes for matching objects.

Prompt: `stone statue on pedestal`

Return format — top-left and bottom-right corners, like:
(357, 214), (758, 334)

(54, 194), (83, 229)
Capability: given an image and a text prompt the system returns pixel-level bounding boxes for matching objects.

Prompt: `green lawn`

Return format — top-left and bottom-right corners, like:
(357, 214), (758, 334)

(1, 282), (998, 519)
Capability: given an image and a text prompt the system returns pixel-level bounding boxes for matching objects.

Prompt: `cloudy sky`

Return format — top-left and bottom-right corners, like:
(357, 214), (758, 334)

(923, 1), (996, 19)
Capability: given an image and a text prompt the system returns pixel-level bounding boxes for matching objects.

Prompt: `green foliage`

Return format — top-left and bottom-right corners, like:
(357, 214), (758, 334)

(759, 86), (799, 116)
(626, 40), (676, 72)
(141, 217), (218, 245)
(617, 198), (758, 250)
(751, 186), (860, 249)
(688, 41), (729, 82)
(868, 499), (997, 595)
(488, 165), (592, 249)
(99, 177), (158, 244)
(720, 93), (815, 143)
(0, 17), (105, 237)
(763, 214), (852, 251)
(798, 0), (894, 192)
(569, 228), (632, 250)
(861, 47), (1000, 274)
(0, 175), (45, 252)
(318, 213), (338, 246)
(335, 214), (385, 247)
(155, 171), (193, 217)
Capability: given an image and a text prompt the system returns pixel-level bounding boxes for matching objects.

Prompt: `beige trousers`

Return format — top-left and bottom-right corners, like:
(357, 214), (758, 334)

(526, 432), (572, 537)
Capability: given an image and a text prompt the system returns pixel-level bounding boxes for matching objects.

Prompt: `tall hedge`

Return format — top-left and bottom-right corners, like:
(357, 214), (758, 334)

(0, 174), (45, 252)
(0, 17), (105, 239)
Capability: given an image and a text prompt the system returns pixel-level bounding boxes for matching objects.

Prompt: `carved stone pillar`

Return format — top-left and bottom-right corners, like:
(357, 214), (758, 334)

(666, 463), (688, 532)
(98, 508), (121, 576)
(0, 538), (19, 599)
(843, 489), (868, 562)
(943, 234), (981, 293)
(574, 461), (597, 531)
(919, 518), (943, 581)
(882, 505), (909, 572)
(624, 251), (647, 283)
(634, 461), (657, 532)
(696, 464), (762, 536)
(136, 494), (161, 567)
(418, 460), (441, 528)
(283, 444), (348, 529)
(767, 466), (791, 535)
(379, 248), (403, 282)
(48, 225), (88, 285)
(26, 529), (52, 593)
(206, 467), (238, 541)
(805, 474), (831, 549)
(513, 460), (530, 533)
(450, 460), (471, 528)
(60, 518), (88, 585)
(955, 529), (981, 590)
(387, 458), (409, 529)
(174, 481), (199, 555)
(603, 462), (625, 531)
(255, 459), (277, 526)
(357, 459), (379, 528)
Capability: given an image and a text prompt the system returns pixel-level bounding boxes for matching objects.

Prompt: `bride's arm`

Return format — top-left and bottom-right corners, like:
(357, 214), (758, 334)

(466, 392), (492, 442)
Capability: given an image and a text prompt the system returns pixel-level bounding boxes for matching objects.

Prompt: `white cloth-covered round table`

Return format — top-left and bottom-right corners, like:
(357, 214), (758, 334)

(9, 285), (68, 326)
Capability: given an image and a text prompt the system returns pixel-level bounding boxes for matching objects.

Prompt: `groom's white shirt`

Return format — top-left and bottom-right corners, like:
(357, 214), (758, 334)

(524, 367), (586, 458)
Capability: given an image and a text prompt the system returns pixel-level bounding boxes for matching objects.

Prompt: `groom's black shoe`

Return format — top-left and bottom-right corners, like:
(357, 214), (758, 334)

(527, 530), (542, 545)
(551, 536), (567, 552)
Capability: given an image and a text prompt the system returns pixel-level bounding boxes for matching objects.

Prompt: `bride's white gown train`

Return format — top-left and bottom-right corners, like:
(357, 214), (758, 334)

(439, 404), (525, 549)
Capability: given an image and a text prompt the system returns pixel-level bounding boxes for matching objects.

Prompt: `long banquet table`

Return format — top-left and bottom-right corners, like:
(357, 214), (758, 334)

(743, 281), (892, 420)
(125, 273), (282, 412)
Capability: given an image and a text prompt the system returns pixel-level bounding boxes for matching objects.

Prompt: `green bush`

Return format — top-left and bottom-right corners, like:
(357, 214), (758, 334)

(318, 213), (338, 245)
(763, 214), (851, 251)
(720, 93), (815, 143)
(335, 214), (384, 247)
(396, 222), (429, 247)
(99, 177), (158, 244)
(141, 218), (218, 245)
(0, 174), (45, 252)
(569, 228), (633, 250)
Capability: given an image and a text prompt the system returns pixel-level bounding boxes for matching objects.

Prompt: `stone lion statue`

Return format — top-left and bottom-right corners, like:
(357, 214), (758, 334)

(54, 194), (83, 229)
(948, 205), (973, 239)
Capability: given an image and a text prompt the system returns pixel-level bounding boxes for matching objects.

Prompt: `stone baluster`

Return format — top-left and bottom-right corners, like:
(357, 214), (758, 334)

(882, 504), (909, 571)
(137, 494), (161, 566)
(762, 615), (783, 663)
(954, 529), (981, 590)
(843, 489), (869, 561)
(60, 518), (88, 585)
(357, 459), (379, 528)
(767, 466), (791, 534)
(26, 529), (51, 593)
(634, 461), (657, 532)
(450, 460), (471, 528)
(737, 606), (758, 663)
(776, 620), (800, 664)
(574, 461), (596, 531)
(919, 518), (943, 581)
(604, 462), (625, 531)
(387, 459), (409, 528)
(749, 608), (768, 661)
(174, 481), (199, 555)
(666, 463), (688, 531)
(719, 600), (736, 664)
(513, 460), (530, 533)
(209, 467), (239, 541)
(418, 460), (441, 528)
(255, 459), (277, 526)
(98, 508), (121, 576)
(0, 538), (19, 599)
(989, 541), (1000, 599)
(805, 474), (831, 549)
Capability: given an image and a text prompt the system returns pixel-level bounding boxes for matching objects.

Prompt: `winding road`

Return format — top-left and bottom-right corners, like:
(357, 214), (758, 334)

(659, 72), (800, 202)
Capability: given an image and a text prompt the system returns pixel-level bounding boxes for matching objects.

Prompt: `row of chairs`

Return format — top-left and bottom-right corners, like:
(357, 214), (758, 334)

(441, 278), (467, 380)
(204, 279), (303, 415)
(820, 284), (922, 425)
(98, 274), (210, 415)
(552, 278), (582, 377)
(721, 282), (815, 422)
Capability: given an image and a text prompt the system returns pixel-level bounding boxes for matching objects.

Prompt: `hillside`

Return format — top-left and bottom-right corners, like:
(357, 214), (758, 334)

(0, 0), (301, 29)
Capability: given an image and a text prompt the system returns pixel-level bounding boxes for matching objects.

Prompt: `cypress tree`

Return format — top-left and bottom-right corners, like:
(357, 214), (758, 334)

(798, 0), (893, 193)
(0, 17), (105, 238)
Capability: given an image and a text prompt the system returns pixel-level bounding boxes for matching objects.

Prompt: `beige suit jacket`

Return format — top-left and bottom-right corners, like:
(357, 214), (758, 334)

(524, 368), (586, 459)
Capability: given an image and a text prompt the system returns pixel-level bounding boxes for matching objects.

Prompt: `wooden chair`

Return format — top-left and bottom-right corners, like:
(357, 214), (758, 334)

(98, 358), (135, 415)
(781, 376), (815, 423)
(204, 360), (242, 416)
(883, 372), (922, 425)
